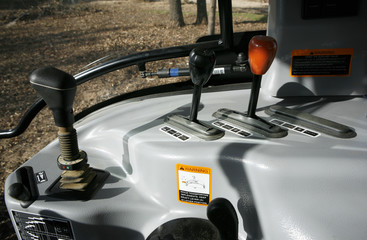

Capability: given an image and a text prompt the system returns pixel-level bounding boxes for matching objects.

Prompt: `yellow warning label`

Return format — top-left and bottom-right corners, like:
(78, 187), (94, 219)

(290, 48), (353, 77)
(176, 164), (212, 206)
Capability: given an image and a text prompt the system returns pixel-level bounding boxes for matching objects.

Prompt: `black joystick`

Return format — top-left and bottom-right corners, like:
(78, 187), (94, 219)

(166, 48), (224, 140)
(30, 67), (97, 191)
(207, 198), (239, 240)
(213, 36), (287, 138)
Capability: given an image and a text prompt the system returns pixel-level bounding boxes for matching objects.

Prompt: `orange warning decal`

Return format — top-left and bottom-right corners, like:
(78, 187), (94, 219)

(176, 164), (212, 206)
(290, 48), (353, 77)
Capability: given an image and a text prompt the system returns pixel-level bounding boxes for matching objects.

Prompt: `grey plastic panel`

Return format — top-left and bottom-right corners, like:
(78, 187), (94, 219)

(263, 0), (367, 97)
(5, 84), (367, 240)
(266, 105), (356, 138)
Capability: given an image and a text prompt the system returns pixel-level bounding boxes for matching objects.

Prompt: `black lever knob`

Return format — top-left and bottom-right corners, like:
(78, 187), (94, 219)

(8, 166), (38, 208)
(189, 48), (216, 122)
(207, 198), (239, 240)
(189, 48), (216, 86)
(30, 67), (76, 127)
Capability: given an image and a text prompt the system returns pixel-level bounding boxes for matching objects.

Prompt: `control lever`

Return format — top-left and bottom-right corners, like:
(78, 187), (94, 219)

(30, 67), (107, 193)
(247, 35), (277, 118)
(166, 48), (224, 140)
(213, 36), (287, 138)
(189, 48), (216, 122)
(207, 198), (239, 240)
(8, 166), (38, 208)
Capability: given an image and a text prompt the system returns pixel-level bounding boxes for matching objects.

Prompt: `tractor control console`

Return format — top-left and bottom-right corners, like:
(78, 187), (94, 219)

(3, 0), (367, 239)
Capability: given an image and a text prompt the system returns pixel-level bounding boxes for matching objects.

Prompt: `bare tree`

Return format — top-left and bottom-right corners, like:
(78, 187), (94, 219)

(169, 0), (185, 27)
(207, 0), (216, 34)
(195, 0), (208, 25)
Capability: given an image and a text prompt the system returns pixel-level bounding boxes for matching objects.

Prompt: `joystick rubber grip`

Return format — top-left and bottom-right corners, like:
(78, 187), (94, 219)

(248, 35), (277, 75)
(30, 67), (76, 127)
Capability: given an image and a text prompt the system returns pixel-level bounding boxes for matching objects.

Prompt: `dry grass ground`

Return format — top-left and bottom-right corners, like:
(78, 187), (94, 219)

(0, 0), (267, 238)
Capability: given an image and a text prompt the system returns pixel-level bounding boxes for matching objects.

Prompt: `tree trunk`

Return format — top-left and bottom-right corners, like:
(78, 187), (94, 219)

(207, 0), (216, 35)
(195, 0), (208, 25)
(169, 0), (185, 27)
